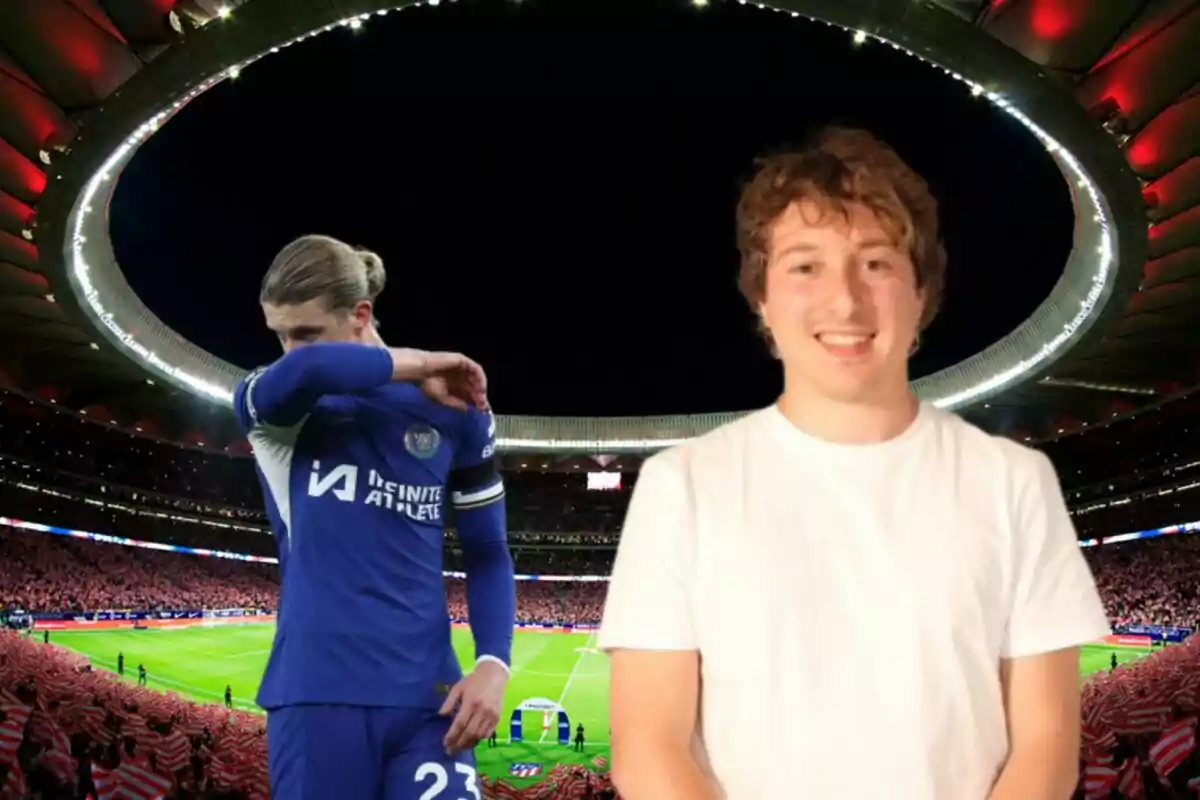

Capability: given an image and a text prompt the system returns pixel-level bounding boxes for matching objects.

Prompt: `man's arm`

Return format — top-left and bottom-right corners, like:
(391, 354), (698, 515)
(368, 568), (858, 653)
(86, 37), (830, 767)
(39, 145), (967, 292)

(598, 454), (716, 800)
(453, 470), (515, 668)
(610, 650), (715, 800)
(991, 449), (1109, 799)
(987, 648), (1081, 800)
(439, 409), (515, 753)
(452, 408), (515, 668)
(234, 343), (395, 429)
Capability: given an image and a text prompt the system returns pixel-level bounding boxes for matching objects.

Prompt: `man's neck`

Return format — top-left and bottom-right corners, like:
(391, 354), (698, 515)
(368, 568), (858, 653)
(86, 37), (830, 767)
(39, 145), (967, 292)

(361, 327), (387, 348)
(776, 378), (918, 446)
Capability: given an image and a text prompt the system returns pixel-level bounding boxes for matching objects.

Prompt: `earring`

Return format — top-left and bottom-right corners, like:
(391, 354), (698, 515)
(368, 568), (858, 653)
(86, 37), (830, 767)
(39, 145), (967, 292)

(909, 334), (921, 358)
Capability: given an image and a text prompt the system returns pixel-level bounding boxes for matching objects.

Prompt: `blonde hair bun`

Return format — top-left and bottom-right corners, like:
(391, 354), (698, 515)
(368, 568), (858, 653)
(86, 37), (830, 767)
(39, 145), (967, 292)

(356, 248), (386, 300)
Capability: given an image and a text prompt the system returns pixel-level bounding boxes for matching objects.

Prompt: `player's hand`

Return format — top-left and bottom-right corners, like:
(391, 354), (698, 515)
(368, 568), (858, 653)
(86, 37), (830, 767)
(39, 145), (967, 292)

(439, 659), (509, 754)
(388, 348), (488, 412)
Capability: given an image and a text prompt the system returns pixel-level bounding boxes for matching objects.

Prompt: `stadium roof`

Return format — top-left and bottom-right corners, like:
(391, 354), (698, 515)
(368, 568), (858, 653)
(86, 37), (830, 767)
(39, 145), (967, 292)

(0, 0), (1194, 456)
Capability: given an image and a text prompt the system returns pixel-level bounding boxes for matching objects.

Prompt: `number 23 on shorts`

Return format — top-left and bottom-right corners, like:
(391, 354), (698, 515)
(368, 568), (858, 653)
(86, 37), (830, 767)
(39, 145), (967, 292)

(414, 761), (481, 800)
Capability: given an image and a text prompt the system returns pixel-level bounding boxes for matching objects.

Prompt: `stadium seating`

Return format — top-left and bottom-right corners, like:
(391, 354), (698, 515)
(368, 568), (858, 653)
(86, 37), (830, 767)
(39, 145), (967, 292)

(9, 518), (1200, 633)
(6, 385), (1200, 548)
(8, 526), (1200, 797)
(5, 386), (1200, 797)
(1078, 636), (1200, 798)
(0, 390), (634, 536)
(0, 527), (608, 628)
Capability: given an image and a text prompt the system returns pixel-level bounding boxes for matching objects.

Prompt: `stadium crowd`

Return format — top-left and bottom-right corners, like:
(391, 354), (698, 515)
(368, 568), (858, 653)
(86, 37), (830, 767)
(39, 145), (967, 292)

(0, 530), (277, 617)
(5, 522), (1200, 633)
(0, 627), (617, 799)
(0, 527), (607, 627)
(0, 390), (632, 536)
(3, 387), (1200, 796)
(5, 383), (1200, 553)
(3, 526), (1200, 797)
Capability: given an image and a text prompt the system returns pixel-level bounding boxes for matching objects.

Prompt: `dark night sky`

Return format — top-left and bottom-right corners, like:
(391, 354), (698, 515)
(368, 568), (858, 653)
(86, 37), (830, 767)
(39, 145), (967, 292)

(110, 0), (1074, 417)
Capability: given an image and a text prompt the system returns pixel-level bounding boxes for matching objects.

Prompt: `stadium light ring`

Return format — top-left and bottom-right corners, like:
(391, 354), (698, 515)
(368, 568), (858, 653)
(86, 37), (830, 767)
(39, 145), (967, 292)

(38, 0), (1145, 453)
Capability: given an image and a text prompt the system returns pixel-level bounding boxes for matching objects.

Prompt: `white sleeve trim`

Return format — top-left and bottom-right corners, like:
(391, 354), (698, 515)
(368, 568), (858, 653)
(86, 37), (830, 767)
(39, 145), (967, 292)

(451, 480), (505, 509)
(243, 367), (267, 426)
(476, 654), (510, 673)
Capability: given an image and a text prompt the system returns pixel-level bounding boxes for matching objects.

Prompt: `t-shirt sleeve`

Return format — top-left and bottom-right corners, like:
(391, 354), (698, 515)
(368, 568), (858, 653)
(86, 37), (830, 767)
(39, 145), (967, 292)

(598, 451), (698, 652)
(1000, 448), (1110, 659)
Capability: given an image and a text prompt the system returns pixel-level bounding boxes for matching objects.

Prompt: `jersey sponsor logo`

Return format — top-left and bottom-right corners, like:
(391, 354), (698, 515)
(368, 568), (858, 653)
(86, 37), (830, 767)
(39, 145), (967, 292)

(404, 423), (441, 459)
(307, 461), (444, 523)
(307, 461), (357, 502)
(508, 763), (542, 778)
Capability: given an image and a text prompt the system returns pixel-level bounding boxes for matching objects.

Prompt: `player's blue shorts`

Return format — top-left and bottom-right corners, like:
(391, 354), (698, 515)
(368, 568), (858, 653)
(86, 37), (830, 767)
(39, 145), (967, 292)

(266, 705), (480, 800)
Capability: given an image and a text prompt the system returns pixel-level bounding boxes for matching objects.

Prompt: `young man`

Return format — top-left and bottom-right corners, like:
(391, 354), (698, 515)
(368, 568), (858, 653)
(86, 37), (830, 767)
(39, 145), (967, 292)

(599, 128), (1109, 800)
(234, 235), (516, 799)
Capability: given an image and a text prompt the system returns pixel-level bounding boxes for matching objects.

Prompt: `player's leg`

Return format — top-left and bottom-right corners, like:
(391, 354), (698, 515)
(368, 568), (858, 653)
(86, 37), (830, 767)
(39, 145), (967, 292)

(268, 705), (382, 799)
(382, 709), (481, 800)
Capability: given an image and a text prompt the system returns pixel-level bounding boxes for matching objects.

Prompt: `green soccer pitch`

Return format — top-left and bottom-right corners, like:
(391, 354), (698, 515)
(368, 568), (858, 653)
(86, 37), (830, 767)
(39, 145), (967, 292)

(51, 625), (609, 788)
(48, 625), (1153, 788)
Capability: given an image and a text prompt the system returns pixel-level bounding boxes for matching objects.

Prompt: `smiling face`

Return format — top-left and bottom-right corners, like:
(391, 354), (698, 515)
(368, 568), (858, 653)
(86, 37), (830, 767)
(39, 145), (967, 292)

(759, 198), (925, 405)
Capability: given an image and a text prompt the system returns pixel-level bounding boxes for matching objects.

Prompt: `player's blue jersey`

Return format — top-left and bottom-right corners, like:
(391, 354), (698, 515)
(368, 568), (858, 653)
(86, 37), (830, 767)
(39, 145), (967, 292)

(232, 344), (507, 710)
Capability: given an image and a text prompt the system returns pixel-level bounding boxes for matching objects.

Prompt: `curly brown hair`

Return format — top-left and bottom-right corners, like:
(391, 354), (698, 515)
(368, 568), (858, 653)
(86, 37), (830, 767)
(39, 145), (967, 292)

(735, 127), (946, 334)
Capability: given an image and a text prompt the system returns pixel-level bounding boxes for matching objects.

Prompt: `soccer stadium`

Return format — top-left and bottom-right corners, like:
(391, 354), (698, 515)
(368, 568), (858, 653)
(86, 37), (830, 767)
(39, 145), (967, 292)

(0, 0), (1199, 797)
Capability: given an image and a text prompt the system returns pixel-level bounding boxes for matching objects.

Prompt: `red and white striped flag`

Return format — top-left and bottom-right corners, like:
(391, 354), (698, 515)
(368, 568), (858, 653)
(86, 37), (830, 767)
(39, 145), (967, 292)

(0, 703), (31, 767)
(155, 728), (191, 776)
(92, 762), (117, 800)
(27, 709), (71, 754)
(206, 755), (240, 791)
(1118, 757), (1145, 799)
(1150, 717), (1197, 778)
(1118, 704), (1171, 735)
(113, 757), (171, 800)
(1081, 762), (1119, 800)
(1, 758), (25, 798)
(37, 747), (77, 787)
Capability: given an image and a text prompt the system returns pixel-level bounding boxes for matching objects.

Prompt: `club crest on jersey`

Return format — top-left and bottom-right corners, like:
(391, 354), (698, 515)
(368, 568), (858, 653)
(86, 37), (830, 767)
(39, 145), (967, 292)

(404, 423), (441, 460)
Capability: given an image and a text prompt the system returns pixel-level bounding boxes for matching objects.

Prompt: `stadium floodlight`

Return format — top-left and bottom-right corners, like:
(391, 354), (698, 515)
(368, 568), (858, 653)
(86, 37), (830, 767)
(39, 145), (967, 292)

(49, 0), (1141, 453)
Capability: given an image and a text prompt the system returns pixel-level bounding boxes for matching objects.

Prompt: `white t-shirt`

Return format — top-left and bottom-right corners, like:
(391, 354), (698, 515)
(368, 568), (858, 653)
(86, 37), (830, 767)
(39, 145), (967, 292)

(598, 403), (1110, 800)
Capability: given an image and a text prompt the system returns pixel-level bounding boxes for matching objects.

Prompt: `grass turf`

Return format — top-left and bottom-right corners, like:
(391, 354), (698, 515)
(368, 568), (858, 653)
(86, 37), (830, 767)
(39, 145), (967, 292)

(48, 626), (1153, 787)
(51, 625), (609, 788)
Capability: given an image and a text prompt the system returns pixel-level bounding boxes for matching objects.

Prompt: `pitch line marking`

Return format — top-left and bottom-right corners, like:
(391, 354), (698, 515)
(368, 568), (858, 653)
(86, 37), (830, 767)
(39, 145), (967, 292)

(77, 653), (261, 712)
(214, 648), (272, 660)
(539, 632), (595, 743)
(511, 669), (608, 679)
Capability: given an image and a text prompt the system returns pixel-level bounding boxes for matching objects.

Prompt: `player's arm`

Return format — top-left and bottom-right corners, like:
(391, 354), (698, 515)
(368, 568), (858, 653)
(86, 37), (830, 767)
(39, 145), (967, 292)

(988, 450), (1109, 800)
(451, 408), (515, 668)
(233, 343), (395, 429)
(598, 455), (717, 800)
